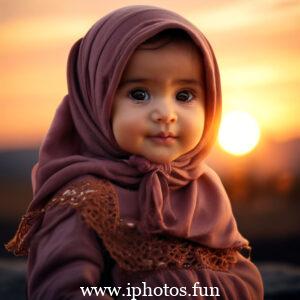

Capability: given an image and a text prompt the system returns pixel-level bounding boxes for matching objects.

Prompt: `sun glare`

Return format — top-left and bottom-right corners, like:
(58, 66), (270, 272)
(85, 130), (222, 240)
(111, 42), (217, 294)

(218, 110), (261, 156)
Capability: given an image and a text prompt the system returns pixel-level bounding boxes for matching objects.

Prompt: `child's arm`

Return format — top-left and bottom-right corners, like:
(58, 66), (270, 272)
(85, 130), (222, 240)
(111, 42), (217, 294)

(191, 253), (264, 299)
(28, 203), (113, 299)
(123, 251), (263, 300)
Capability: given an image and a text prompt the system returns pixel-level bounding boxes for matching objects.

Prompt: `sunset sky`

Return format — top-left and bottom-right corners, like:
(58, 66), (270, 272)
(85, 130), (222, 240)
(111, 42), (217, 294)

(1, 0), (299, 150)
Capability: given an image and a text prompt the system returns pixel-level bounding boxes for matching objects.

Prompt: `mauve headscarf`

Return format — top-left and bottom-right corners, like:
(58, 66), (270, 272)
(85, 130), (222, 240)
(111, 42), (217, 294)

(8, 5), (249, 254)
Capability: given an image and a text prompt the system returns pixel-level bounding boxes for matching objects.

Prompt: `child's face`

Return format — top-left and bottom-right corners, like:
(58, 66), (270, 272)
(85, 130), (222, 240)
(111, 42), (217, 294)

(112, 39), (205, 164)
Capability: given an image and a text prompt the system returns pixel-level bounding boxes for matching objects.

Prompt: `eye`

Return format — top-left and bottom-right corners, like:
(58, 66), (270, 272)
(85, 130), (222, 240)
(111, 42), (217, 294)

(176, 90), (194, 102)
(128, 88), (150, 101)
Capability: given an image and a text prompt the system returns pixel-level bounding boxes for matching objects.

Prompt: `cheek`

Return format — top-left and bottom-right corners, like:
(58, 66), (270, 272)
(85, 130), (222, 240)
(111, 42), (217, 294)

(112, 111), (142, 150)
(182, 107), (205, 145)
(112, 114), (128, 143)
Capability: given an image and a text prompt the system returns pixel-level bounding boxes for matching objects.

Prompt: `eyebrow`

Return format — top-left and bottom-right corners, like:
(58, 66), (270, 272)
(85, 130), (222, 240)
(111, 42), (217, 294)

(119, 78), (203, 87)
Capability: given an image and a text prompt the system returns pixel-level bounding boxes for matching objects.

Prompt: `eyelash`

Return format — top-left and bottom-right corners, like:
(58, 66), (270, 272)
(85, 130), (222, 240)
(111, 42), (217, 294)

(127, 88), (197, 103)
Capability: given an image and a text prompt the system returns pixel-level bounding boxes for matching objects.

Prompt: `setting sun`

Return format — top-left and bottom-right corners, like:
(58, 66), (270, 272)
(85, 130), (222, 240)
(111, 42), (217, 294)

(218, 110), (261, 156)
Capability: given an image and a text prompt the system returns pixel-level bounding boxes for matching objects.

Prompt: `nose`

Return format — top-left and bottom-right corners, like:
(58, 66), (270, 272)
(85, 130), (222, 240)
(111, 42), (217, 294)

(150, 98), (177, 124)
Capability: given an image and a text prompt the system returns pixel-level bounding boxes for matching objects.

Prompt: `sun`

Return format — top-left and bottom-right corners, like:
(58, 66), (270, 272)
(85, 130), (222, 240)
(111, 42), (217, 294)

(218, 110), (260, 156)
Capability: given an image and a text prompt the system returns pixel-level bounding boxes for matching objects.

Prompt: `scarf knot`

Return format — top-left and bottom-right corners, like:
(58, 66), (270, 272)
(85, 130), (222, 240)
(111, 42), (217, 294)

(128, 155), (172, 176)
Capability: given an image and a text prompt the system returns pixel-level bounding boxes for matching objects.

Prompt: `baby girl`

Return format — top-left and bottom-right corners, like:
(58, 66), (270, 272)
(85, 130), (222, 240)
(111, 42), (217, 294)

(6, 5), (264, 299)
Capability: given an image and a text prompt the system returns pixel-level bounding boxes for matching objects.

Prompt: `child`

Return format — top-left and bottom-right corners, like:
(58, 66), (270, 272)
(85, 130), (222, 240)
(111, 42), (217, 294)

(6, 5), (264, 299)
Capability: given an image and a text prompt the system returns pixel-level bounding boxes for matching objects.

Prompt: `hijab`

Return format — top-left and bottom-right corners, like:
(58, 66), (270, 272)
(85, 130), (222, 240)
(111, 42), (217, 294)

(7, 5), (249, 255)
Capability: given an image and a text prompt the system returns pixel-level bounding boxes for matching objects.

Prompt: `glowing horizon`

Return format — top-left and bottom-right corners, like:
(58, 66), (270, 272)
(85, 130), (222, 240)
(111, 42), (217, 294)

(1, 0), (299, 149)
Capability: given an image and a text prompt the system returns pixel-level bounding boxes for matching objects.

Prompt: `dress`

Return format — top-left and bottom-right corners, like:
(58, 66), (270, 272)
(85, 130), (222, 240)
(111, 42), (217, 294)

(25, 175), (264, 299)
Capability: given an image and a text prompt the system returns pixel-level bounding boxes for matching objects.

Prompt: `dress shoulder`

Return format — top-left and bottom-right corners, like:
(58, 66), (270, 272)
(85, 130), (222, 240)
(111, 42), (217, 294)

(5, 175), (118, 256)
(49, 175), (120, 236)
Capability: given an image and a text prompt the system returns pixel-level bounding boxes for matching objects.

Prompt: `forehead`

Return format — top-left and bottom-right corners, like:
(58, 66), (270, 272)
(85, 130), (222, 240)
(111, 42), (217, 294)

(120, 40), (204, 84)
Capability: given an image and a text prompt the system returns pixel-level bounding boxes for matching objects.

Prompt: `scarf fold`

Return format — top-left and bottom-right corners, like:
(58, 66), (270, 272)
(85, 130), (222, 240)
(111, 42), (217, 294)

(7, 5), (249, 255)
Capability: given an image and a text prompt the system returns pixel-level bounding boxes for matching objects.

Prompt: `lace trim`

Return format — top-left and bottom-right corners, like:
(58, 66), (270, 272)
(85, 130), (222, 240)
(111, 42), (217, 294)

(6, 176), (249, 272)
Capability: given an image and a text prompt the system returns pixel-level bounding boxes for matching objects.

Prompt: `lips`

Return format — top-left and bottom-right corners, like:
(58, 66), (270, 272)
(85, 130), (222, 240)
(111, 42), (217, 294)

(151, 131), (177, 138)
(148, 131), (178, 145)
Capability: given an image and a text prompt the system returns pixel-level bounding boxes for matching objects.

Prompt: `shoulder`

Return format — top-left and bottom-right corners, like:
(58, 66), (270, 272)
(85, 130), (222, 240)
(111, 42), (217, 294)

(47, 175), (120, 236)
(49, 175), (118, 209)
(54, 175), (113, 196)
(6, 175), (117, 257)
(38, 175), (119, 233)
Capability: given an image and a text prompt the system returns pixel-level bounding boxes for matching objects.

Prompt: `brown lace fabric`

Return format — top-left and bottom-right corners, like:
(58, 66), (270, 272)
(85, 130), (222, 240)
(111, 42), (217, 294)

(6, 176), (250, 272)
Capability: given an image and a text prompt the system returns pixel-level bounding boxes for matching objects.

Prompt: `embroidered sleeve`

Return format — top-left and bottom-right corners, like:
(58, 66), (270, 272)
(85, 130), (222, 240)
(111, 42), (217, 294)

(27, 201), (113, 299)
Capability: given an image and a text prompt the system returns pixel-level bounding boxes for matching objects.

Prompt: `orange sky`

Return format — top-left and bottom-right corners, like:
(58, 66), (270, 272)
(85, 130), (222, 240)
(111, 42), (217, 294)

(1, 0), (299, 149)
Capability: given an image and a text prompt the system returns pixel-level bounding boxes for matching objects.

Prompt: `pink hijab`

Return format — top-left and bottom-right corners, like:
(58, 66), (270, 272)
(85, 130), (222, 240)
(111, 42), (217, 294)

(9, 5), (249, 254)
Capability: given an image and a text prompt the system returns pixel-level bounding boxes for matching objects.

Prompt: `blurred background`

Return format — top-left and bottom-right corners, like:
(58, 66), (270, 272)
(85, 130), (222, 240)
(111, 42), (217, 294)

(1, 0), (299, 299)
